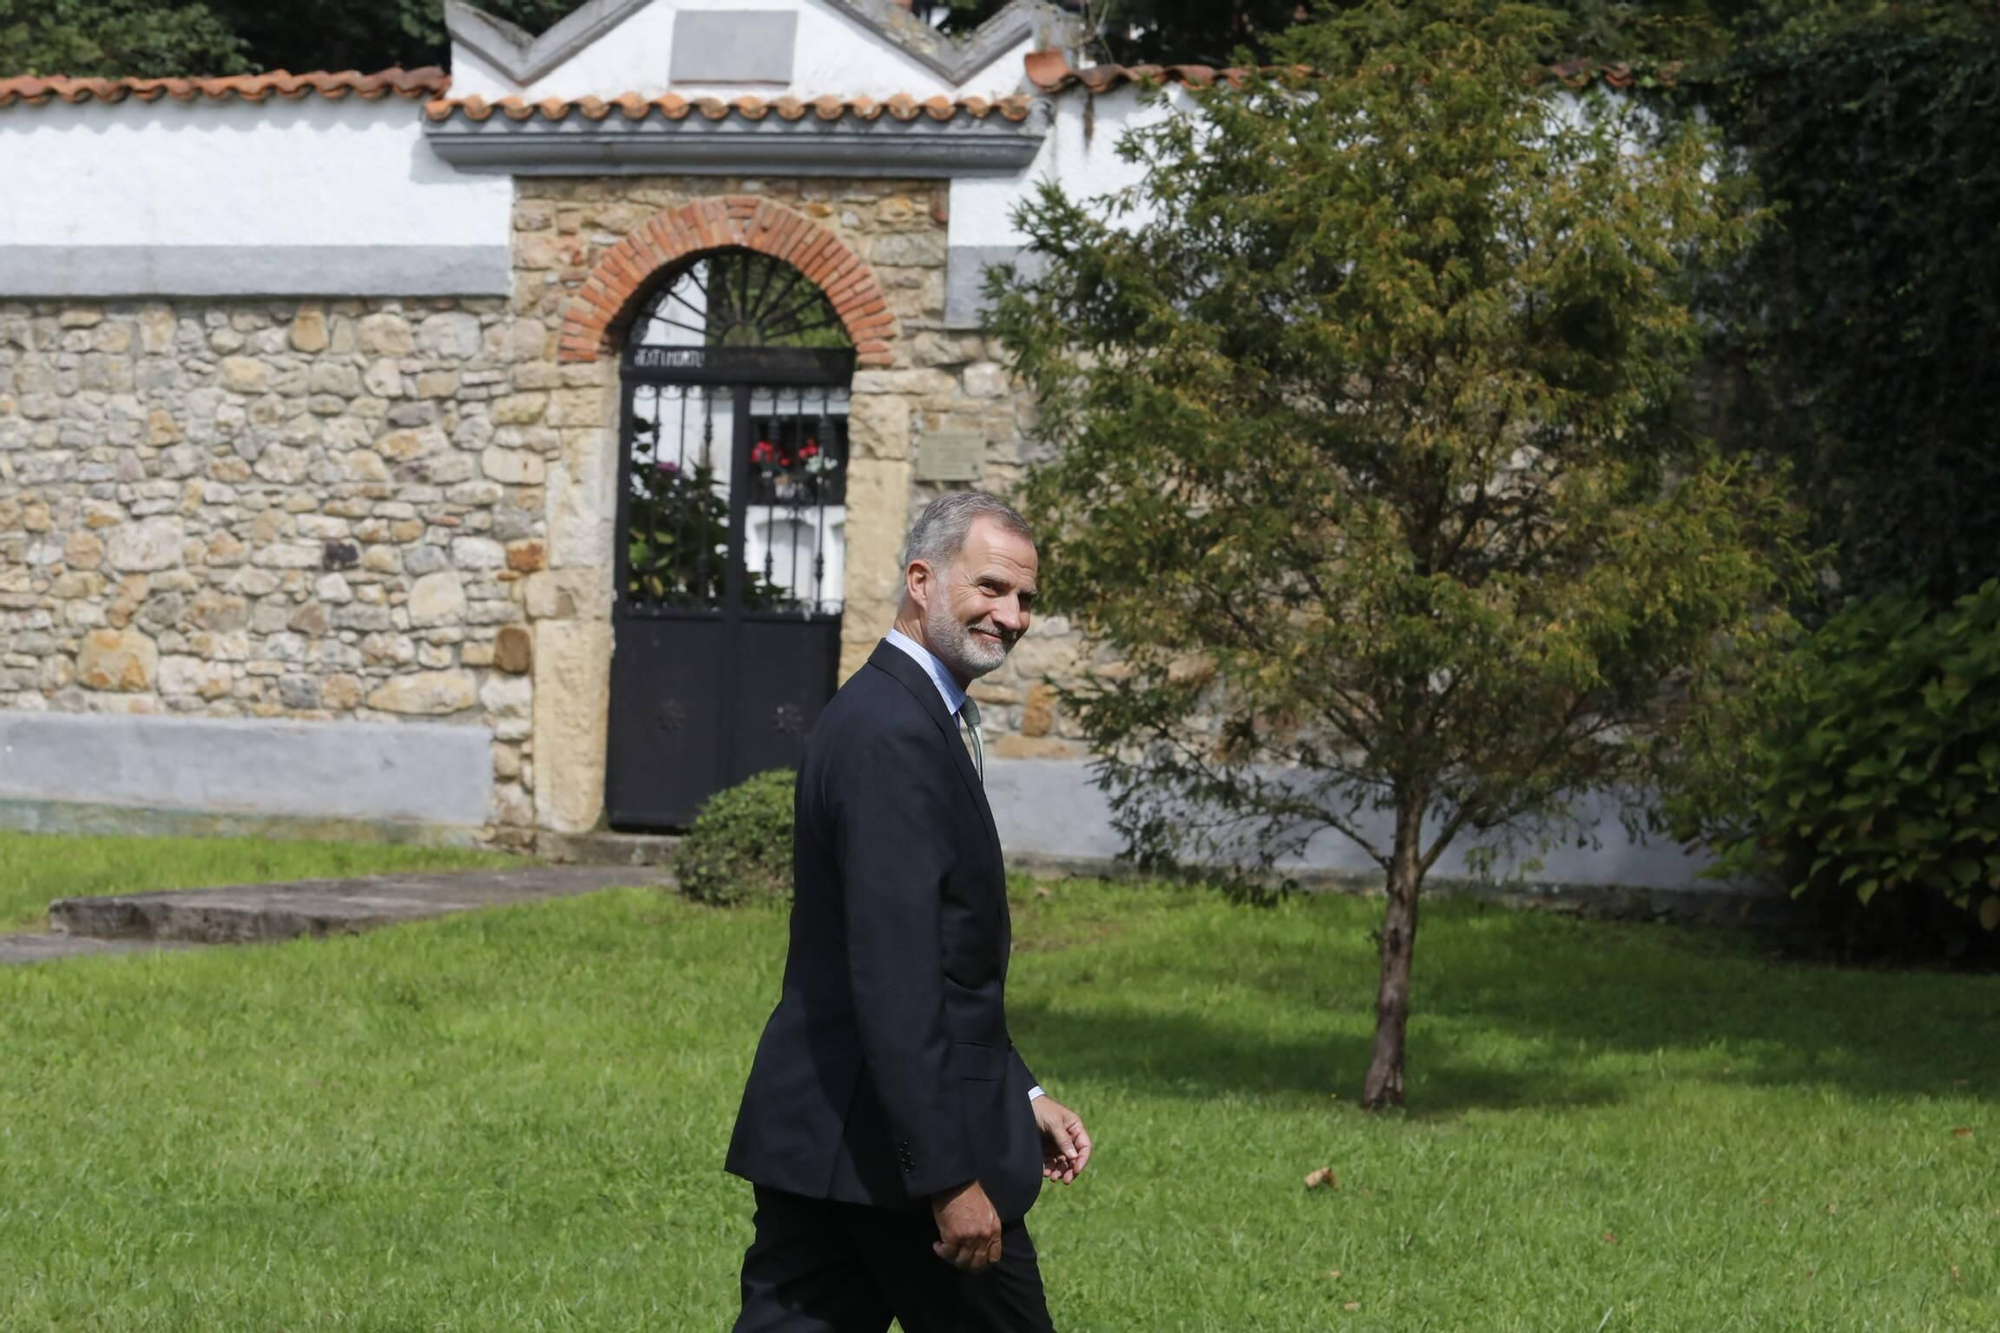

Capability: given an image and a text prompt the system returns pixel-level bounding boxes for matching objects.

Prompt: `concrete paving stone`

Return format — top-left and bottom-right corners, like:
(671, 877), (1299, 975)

(44, 865), (673, 947)
(0, 933), (206, 965)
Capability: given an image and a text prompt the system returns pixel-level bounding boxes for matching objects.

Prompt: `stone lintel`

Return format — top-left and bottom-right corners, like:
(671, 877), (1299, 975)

(423, 114), (1046, 179)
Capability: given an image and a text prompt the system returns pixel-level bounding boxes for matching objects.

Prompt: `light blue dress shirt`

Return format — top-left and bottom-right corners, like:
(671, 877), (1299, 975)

(879, 630), (1045, 1106)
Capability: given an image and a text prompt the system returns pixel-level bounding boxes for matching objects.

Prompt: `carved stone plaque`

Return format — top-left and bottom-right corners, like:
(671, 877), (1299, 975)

(915, 432), (984, 483)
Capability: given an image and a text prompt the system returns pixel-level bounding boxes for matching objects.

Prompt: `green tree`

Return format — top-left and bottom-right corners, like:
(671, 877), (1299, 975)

(991, 0), (1798, 1108)
(203, 0), (577, 80)
(1704, 6), (2000, 604)
(0, 0), (248, 77)
(0, 0), (577, 78)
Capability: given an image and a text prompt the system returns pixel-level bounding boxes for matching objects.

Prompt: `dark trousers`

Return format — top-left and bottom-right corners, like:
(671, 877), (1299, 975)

(733, 1186), (1056, 1333)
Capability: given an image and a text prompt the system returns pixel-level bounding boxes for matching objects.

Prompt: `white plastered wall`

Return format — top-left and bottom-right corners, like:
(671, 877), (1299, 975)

(0, 96), (513, 295)
(948, 82), (1176, 249)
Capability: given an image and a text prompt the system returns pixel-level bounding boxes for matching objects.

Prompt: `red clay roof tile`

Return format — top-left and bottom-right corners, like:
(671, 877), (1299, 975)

(1025, 51), (1681, 95)
(0, 67), (448, 108)
(423, 92), (1037, 125)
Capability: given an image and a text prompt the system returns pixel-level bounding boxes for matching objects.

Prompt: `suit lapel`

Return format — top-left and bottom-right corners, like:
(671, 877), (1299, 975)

(865, 641), (1004, 865)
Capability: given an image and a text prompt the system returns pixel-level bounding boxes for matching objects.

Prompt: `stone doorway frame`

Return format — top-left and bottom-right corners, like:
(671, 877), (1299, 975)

(527, 193), (904, 836)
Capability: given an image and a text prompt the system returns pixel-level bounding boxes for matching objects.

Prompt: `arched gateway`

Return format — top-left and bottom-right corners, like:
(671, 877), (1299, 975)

(604, 247), (856, 828)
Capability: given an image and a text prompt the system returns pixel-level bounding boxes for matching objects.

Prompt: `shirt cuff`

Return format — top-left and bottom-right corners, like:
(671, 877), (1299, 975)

(1027, 1085), (1046, 1102)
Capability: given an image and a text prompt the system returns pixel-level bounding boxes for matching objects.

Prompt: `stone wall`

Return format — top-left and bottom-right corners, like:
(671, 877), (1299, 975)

(0, 297), (547, 843)
(0, 175), (1103, 846)
(511, 173), (1093, 823)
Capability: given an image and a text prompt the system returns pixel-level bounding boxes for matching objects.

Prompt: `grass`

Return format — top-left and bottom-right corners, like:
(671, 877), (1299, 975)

(0, 831), (516, 930)
(1, 846), (1996, 1330)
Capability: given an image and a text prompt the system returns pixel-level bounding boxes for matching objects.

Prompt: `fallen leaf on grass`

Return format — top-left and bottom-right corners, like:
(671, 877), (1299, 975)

(1603, 1232), (1618, 1244)
(1326, 1270), (1342, 1280)
(1304, 1168), (1338, 1190)
(1343, 1303), (1361, 1312)
(1951, 1127), (1974, 1139)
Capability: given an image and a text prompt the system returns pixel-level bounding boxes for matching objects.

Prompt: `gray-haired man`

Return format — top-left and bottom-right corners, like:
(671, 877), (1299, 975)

(727, 492), (1092, 1331)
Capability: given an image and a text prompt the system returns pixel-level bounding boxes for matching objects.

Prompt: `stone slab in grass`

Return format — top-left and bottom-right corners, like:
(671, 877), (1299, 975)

(48, 865), (672, 946)
(0, 932), (207, 964)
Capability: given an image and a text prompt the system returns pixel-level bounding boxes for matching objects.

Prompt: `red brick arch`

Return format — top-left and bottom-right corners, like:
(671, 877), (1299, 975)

(557, 195), (896, 366)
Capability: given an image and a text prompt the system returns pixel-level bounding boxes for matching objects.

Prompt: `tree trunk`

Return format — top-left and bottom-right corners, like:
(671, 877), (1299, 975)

(1360, 798), (1424, 1110)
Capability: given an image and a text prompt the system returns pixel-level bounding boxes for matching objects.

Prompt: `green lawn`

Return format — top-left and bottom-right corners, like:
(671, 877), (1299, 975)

(1, 852), (1995, 1330)
(0, 830), (516, 930)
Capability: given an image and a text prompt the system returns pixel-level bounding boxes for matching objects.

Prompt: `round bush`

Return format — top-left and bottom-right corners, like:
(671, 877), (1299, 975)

(1714, 581), (2000, 959)
(674, 768), (797, 907)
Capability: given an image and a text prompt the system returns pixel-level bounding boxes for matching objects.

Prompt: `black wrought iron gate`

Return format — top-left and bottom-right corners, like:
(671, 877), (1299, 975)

(604, 250), (854, 830)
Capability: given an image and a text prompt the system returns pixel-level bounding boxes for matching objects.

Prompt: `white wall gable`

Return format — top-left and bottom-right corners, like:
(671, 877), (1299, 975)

(446, 0), (1070, 104)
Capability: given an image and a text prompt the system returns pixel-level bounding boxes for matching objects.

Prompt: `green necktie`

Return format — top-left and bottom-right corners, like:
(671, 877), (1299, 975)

(959, 697), (984, 783)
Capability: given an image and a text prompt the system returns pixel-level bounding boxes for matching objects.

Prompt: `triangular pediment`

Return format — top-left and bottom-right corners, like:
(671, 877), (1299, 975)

(446, 0), (1076, 99)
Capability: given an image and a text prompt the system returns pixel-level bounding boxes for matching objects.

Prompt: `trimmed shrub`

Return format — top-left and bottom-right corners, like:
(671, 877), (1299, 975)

(674, 769), (796, 907)
(1712, 582), (2000, 959)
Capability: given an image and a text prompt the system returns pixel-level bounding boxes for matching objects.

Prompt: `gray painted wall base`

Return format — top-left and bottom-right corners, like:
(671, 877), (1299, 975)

(985, 757), (1730, 892)
(0, 245), (513, 298)
(0, 712), (494, 828)
(0, 797), (485, 849)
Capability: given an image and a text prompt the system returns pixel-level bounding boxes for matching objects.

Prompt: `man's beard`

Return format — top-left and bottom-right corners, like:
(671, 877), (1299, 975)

(923, 595), (1013, 682)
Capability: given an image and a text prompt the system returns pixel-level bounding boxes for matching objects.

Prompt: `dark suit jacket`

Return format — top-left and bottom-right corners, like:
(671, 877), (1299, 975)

(725, 640), (1044, 1221)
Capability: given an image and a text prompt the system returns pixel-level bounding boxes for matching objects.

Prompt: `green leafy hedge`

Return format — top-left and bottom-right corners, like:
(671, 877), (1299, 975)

(1709, 12), (2000, 602)
(1713, 582), (2000, 955)
(673, 769), (796, 907)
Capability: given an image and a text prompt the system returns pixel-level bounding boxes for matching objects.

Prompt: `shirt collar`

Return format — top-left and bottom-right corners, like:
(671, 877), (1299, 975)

(884, 627), (967, 718)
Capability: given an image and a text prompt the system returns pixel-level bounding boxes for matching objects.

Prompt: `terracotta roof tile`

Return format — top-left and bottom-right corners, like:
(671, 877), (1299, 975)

(424, 92), (1038, 125)
(1024, 51), (1260, 94)
(0, 67), (448, 108)
(1024, 51), (1682, 96)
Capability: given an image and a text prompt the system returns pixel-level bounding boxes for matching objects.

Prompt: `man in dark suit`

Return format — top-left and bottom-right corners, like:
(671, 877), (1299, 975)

(727, 490), (1092, 1331)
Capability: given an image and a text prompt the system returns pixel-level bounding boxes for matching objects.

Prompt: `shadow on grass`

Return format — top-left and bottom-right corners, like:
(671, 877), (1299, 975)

(1008, 897), (2000, 1113)
(1008, 996), (1624, 1114)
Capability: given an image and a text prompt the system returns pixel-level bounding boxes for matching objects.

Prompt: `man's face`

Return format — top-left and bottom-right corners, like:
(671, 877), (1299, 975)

(917, 517), (1039, 684)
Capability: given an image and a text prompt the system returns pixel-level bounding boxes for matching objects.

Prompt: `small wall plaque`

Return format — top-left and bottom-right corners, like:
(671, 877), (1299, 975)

(916, 432), (985, 483)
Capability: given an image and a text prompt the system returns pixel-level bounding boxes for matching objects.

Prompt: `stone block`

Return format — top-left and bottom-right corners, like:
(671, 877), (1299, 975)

(494, 624), (533, 674)
(418, 312), (483, 359)
(65, 530), (104, 570)
(481, 446), (546, 485)
(963, 362), (1010, 398)
(160, 654), (234, 699)
(289, 307), (329, 352)
(77, 626), (158, 692)
(218, 357), (268, 394)
(1020, 682), (1056, 738)
(989, 735), (1085, 760)
(356, 313), (415, 356)
(451, 536), (506, 570)
(408, 571), (466, 627)
(107, 517), (185, 572)
(491, 393), (547, 425)
(533, 618), (611, 832)
(479, 672), (532, 719)
(520, 568), (606, 622)
(367, 669), (477, 715)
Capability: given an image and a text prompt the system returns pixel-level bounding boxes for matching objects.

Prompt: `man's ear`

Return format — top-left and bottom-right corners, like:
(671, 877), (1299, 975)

(904, 560), (929, 611)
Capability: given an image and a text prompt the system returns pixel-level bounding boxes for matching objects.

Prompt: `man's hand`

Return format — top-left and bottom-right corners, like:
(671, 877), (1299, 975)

(1032, 1095), (1093, 1185)
(930, 1180), (1002, 1272)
